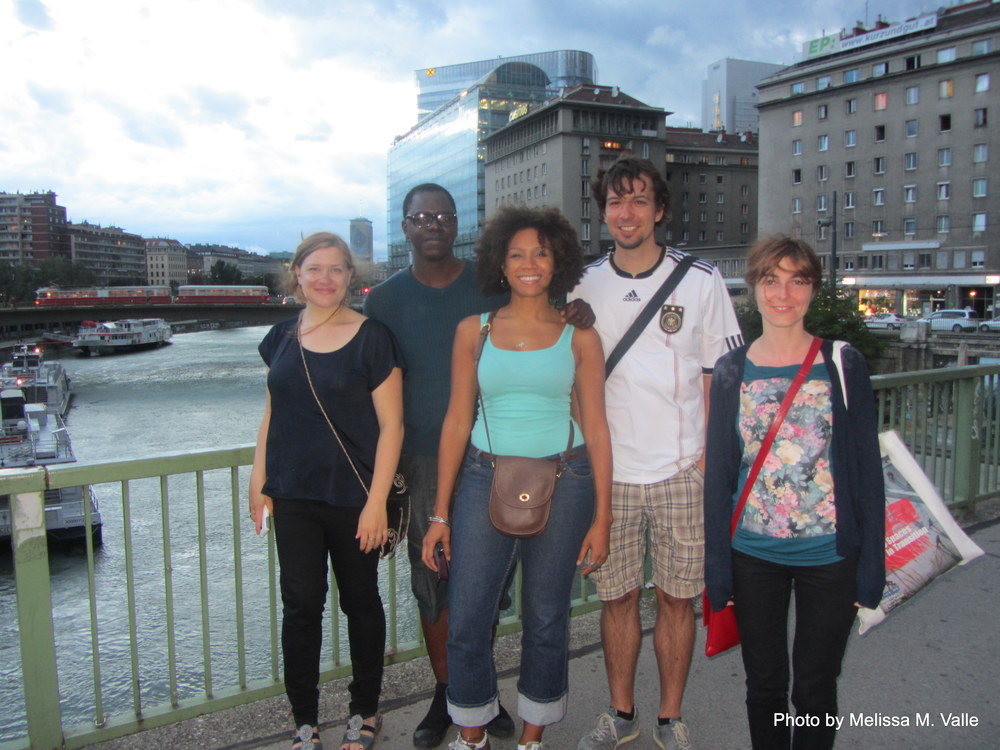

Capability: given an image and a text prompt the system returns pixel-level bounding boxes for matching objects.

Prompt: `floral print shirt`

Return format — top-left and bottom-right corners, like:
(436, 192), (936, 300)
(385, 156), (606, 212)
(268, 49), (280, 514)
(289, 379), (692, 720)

(737, 361), (837, 539)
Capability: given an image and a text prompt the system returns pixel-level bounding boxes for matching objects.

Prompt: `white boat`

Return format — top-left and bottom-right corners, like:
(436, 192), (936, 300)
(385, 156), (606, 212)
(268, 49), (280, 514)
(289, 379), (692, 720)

(73, 318), (172, 356)
(0, 344), (72, 416)
(0, 388), (102, 545)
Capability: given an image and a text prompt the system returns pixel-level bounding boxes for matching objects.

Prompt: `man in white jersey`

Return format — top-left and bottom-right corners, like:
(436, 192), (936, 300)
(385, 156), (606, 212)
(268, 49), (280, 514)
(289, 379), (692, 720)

(571, 156), (742, 750)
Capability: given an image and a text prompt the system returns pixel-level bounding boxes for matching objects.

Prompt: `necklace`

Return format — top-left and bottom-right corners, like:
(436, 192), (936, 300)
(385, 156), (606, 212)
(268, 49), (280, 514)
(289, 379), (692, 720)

(298, 303), (343, 337)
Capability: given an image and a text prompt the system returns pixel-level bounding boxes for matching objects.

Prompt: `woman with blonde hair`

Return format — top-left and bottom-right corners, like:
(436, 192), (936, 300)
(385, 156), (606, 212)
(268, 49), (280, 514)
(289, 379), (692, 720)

(250, 232), (404, 750)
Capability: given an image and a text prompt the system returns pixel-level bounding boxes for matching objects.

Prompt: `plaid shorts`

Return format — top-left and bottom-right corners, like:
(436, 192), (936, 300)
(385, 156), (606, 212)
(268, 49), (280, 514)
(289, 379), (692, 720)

(592, 462), (705, 601)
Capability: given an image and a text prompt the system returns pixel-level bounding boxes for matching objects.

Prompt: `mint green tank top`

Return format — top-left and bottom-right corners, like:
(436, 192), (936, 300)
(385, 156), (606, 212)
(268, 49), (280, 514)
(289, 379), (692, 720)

(471, 313), (583, 458)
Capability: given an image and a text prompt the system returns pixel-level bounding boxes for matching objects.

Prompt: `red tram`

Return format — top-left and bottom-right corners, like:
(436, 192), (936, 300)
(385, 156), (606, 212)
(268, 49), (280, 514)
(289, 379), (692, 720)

(35, 286), (172, 306)
(174, 285), (270, 303)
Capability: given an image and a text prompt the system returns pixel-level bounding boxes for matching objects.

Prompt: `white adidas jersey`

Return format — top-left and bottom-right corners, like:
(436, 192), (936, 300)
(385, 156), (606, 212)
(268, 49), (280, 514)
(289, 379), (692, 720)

(569, 247), (743, 484)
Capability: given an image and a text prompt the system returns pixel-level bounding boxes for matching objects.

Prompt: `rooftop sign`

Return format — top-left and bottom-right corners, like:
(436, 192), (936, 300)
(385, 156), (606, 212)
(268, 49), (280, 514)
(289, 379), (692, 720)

(803, 13), (938, 60)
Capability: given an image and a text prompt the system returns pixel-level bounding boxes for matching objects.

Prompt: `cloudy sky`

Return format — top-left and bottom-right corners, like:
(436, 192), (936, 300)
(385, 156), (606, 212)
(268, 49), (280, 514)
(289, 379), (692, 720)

(3, 0), (934, 259)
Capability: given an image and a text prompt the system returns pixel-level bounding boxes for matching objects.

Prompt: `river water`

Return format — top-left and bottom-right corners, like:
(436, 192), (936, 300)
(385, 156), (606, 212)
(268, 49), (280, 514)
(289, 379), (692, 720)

(0, 325), (419, 742)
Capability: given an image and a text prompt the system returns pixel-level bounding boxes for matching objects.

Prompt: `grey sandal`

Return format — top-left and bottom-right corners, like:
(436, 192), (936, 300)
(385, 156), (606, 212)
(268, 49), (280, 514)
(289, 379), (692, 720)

(340, 714), (382, 750)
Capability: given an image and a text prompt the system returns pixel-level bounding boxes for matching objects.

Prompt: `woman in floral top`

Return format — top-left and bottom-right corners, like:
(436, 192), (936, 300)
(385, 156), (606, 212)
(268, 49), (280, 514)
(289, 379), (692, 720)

(704, 236), (885, 750)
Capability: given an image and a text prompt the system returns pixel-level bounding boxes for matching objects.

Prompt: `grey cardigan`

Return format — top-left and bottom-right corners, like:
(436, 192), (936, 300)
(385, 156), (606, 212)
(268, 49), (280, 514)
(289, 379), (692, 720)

(703, 339), (887, 611)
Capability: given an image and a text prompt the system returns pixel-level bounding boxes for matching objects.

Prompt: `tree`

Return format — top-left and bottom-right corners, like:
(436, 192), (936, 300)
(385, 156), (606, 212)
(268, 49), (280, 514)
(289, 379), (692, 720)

(209, 260), (242, 285)
(735, 283), (884, 362)
(0, 258), (97, 306)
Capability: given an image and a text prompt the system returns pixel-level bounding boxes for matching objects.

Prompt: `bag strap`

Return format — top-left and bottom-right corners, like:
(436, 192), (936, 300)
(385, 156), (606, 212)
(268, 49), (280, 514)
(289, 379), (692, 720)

(605, 253), (696, 380)
(729, 336), (823, 538)
(297, 317), (370, 496)
(475, 311), (574, 458)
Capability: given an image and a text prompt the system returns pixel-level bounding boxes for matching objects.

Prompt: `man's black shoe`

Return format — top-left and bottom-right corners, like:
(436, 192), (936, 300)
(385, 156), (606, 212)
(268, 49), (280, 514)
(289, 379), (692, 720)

(413, 682), (451, 748)
(486, 702), (515, 738)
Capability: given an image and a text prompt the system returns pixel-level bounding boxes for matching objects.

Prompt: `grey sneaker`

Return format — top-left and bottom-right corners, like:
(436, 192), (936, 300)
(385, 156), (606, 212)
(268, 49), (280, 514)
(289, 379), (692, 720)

(577, 710), (640, 750)
(653, 720), (692, 750)
(447, 731), (490, 750)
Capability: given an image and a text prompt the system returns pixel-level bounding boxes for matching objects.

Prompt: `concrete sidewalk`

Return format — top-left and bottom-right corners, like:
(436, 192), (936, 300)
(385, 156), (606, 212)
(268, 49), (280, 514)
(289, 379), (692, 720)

(95, 518), (1000, 750)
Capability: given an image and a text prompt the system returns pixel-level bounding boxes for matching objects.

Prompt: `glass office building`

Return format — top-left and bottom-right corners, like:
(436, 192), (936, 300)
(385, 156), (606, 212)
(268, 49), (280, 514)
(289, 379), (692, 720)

(387, 51), (597, 270)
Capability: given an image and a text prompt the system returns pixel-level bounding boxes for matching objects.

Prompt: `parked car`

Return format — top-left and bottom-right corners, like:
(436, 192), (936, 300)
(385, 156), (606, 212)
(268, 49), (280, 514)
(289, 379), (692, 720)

(979, 318), (1000, 332)
(865, 313), (904, 330)
(918, 309), (980, 332)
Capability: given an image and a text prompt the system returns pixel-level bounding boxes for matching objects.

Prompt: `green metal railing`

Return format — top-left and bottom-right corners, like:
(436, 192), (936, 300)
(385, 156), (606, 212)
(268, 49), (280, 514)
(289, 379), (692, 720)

(2, 364), (999, 749)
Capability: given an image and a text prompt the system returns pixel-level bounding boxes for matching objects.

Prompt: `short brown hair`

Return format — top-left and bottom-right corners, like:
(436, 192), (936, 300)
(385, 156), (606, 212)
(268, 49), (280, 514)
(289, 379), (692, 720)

(475, 206), (583, 298)
(591, 155), (670, 225)
(744, 235), (822, 292)
(286, 232), (355, 300)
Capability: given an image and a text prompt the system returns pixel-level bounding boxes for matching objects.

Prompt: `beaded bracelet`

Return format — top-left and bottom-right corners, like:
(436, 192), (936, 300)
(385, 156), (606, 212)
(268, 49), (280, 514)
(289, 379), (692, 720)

(428, 515), (451, 527)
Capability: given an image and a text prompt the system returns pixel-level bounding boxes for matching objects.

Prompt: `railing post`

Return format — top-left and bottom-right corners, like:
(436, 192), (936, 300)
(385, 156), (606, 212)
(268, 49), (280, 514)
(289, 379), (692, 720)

(11, 483), (64, 750)
(952, 375), (979, 510)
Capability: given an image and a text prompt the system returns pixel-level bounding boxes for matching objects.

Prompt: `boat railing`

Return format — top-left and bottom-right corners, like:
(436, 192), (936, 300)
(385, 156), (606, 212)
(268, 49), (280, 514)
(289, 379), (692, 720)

(3, 363), (1000, 749)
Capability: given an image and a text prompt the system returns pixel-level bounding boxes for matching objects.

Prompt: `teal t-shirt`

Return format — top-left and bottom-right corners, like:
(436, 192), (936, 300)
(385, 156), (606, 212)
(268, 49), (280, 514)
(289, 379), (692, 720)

(471, 315), (582, 458)
(732, 359), (842, 566)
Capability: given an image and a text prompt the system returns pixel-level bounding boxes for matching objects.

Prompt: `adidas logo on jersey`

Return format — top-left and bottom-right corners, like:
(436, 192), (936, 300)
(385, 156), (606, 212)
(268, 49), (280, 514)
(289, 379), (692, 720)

(623, 289), (641, 302)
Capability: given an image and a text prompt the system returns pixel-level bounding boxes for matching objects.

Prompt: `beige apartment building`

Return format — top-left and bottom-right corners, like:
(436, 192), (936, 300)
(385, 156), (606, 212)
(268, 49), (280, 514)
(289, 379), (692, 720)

(757, 1), (998, 316)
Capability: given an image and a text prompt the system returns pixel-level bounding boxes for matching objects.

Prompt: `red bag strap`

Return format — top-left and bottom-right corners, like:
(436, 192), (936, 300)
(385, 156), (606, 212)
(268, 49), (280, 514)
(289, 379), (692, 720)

(729, 336), (823, 538)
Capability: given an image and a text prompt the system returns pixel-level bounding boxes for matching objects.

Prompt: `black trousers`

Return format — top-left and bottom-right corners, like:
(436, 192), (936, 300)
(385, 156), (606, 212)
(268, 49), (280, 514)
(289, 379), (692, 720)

(732, 549), (858, 750)
(273, 498), (385, 725)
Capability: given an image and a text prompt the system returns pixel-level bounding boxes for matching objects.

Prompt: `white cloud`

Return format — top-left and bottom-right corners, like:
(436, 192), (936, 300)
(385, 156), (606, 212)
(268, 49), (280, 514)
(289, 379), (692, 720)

(2, 0), (935, 258)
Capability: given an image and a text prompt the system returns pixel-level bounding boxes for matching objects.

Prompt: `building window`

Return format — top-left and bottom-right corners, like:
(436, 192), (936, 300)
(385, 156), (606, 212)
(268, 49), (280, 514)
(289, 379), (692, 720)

(904, 219), (917, 236)
(939, 148), (952, 166)
(817, 76), (832, 90)
(817, 134), (829, 151)
(937, 182), (951, 200)
(872, 188), (885, 206)
(716, 212), (725, 223)
(741, 203), (750, 215)
(857, 255), (868, 269)
(872, 255), (885, 270)
(973, 178), (988, 198)
(874, 124), (886, 141)
(716, 193), (725, 204)
(937, 215), (950, 233)
(792, 139), (802, 156)
(792, 168), (801, 184)
(844, 68), (860, 84)
(939, 79), (953, 98)
(904, 185), (917, 203)
(905, 119), (918, 137)
(698, 192), (707, 203)
(844, 221), (855, 239)
(682, 211), (690, 222)
(937, 47), (957, 63)
(905, 54), (921, 70)
(817, 164), (829, 181)
(920, 253), (933, 269)
(973, 250), (985, 268)
(939, 114), (952, 132)
(874, 92), (888, 110)
(699, 173), (707, 183)
(903, 253), (916, 270)
(818, 223), (827, 240)
(716, 175), (724, 184)
(973, 213), (987, 233)
(792, 110), (803, 126)
(976, 73), (991, 93)
(975, 108), (988, 127)
(955, 250), (967, 268)
(716, 230), (725, 241)
(846, 98), (857, 114)
(699, 211), (708, 222)
(791, 82), (805, 95)
(741, 222), (749, 234)
(817, 194), (828, 212)
(905, 152), (918, 170)
(973, 39), (993, 56)
(873, 62), (888, 77)
(581, 223), (591, 241)
(974, 143), (988, 163)
(845, 160), (856, 178)
(698, 230), (707, 241)
(844, 191), (855, 209)
(874, 156), (886, 174)
(741, 184), (750, 197)
(792, 197), (802, 214)
(844, 129), (857, 147)
(642, 142), (650, 159)
(582, 180), (590, 197)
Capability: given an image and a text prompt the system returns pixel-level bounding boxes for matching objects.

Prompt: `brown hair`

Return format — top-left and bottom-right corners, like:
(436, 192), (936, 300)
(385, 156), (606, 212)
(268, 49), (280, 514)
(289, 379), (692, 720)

(285, 232), (355, 300)
(475, 205), (583, 298)
(745, 235), (822, 292)
(591, 155), (670, 225)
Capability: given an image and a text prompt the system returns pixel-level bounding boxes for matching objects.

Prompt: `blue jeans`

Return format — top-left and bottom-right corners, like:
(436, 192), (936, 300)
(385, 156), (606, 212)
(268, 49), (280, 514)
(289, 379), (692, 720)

(446, 449), (595, 728)
(732, 549), (858, 750)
